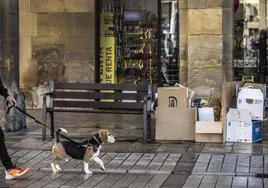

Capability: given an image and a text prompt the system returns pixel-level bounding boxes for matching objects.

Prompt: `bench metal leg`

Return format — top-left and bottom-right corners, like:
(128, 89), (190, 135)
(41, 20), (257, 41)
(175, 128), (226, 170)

(147, 113), (151, 140)
(143, 104), (148, 142)
(42, 110), (47, 141)
(49, 111), (54, 139)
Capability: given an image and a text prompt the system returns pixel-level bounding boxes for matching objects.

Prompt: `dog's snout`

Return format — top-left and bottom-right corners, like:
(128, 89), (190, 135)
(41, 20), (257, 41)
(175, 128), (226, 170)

(108, 135), (116, 143)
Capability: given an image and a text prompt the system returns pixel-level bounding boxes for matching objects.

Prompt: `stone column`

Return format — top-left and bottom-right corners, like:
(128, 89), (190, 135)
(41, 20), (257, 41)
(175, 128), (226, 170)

(187, 0), (223, 93)
(19, 0), (95, 107)
(2, 0), (26, 131)
(179, 0), (234, 93)
(179, 0), (233, 142)
(19, 0), (37, 92)
(179, 0), (188, 86)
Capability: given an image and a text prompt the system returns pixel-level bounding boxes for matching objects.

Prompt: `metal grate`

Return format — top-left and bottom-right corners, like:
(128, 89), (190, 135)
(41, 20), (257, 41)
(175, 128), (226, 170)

(255, 173), (268, 178)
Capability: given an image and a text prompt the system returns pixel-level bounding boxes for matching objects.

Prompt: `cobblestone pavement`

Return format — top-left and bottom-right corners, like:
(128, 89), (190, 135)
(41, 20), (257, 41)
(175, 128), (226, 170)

(0, 109), (268, 187)
(0, 147), (268, 187)
(1, 149), (179, 188)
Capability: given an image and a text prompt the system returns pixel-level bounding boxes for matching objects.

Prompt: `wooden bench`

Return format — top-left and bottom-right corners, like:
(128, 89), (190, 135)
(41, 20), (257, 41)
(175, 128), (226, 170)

(42, 81), (153, 141)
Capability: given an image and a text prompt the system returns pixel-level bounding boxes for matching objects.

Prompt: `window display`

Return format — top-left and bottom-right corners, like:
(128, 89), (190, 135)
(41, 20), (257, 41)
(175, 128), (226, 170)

(122, 10), (157, 84)
(98, 0), (179, 85)
(233, 0), (261, 82)
(160, 0), (179, 85)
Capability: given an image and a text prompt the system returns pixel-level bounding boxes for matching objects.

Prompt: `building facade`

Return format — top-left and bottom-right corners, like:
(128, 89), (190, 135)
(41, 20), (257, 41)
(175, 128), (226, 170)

(15, 0), (234, 107)
(3, 0), (267, 110)
(19, 0), (95, 107)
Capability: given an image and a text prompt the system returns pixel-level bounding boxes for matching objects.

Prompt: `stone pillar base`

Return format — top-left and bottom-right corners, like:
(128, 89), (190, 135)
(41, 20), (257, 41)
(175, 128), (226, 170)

(4, 91), (26, 132)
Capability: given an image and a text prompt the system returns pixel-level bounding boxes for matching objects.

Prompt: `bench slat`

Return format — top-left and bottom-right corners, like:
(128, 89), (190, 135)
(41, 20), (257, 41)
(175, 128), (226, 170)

(54, 83), (148, 91)
(47, 108), (143, 114)
(53, 100), (144, 110)
(54, 91), (145, 100)
(43, 81), (152, 141)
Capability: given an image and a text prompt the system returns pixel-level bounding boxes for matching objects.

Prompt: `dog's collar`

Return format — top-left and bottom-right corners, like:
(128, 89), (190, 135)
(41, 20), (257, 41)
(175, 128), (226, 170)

(83, 133), (103, 147)
(93, 135), (102, 146)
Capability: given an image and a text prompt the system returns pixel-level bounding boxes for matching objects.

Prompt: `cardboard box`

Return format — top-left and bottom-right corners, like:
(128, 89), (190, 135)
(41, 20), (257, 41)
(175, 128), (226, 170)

(243, 83), (266, 94)
(227, 108), (249, 142)
(195, 108), (223, 143)
(195, 133), (223, 143)
(228, 121), (262, 143)
(195, 122), (223, 134)
(226, 121), (239, 142)
(237, 88), (264, 120)
(239, 121), (262, 143)
(156, 107), (195, 140)
(158, 87), (189, 108)
(226, 108), (262, 143)
(195, 121), (223, 143)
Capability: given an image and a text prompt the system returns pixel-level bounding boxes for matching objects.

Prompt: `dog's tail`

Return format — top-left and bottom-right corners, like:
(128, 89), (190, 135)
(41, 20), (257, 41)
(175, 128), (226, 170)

(55, 128), (68, 143)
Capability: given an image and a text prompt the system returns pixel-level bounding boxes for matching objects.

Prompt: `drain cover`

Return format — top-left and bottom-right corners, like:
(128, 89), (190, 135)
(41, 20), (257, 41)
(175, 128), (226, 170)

(255, 173), (268, 178)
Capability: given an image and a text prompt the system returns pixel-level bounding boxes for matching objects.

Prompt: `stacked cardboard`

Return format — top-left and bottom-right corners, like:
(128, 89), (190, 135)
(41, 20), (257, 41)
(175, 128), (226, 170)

(237, 87), (264, 120)
(194, 89), (223, 143)
(155, 87), (196, 140)
(227, 108), (262, 143)
(226, 85), (264, 143)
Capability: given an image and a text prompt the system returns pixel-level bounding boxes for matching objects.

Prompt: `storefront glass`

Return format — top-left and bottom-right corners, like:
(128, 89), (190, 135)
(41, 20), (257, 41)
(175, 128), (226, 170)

(160, 0), (179, 85)
(233, 0), (261, 82)
(97, 0), (179, 85)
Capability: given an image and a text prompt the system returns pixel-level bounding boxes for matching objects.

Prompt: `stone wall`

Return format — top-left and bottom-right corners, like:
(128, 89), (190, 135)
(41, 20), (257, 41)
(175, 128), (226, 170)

(19, 0), (233, 107)
(179, 0), (233, 96)
(19, 0), (95, 107)
(178, 0), (233, 142)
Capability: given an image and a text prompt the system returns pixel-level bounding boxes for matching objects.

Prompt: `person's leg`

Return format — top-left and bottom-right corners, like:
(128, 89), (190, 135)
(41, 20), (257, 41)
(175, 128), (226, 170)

(0, 127), (14, 170)
(0, 127), (29, 180)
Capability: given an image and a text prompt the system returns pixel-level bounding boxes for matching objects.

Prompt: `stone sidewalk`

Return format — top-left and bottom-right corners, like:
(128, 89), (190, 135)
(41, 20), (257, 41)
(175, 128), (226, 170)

(2, 132), (268, 188)
(6, 133), (268, 154)
(1, 147), (268, 187)
(0, 109), (268, 187)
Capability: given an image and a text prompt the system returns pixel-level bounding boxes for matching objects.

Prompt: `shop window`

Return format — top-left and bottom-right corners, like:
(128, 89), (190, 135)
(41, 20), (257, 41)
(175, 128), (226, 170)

(96, 0), (179, 85)
(233, 0), (261, 82)
(160, 0), (179, 85)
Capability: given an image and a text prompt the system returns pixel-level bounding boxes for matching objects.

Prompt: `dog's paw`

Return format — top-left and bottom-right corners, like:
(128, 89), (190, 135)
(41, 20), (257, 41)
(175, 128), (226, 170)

(55, 164), (62, 171)
(84, 170), (92, 174)
(51, 163), (58, 173)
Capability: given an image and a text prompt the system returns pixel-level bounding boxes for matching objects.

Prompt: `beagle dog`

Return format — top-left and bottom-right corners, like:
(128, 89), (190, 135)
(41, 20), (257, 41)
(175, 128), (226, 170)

(51, 128), (115, 174)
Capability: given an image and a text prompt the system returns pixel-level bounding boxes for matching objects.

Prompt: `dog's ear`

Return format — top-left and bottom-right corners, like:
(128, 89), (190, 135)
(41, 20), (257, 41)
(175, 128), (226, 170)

(99, 130), (108, 142)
